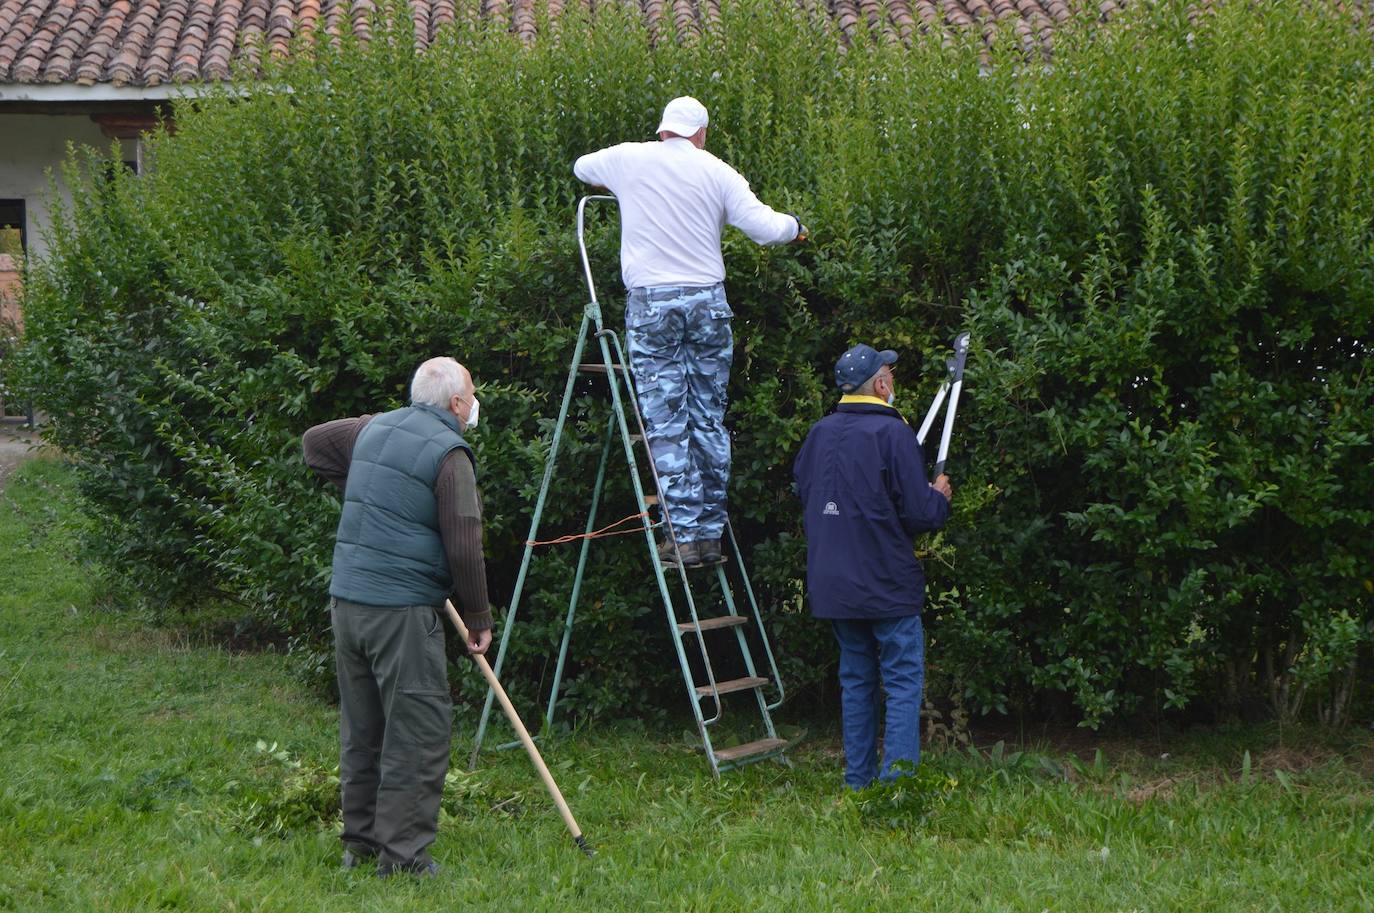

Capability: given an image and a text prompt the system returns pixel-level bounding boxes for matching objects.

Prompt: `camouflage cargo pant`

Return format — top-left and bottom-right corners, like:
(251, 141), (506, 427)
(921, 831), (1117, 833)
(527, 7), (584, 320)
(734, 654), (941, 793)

(625, 283), (733, 543)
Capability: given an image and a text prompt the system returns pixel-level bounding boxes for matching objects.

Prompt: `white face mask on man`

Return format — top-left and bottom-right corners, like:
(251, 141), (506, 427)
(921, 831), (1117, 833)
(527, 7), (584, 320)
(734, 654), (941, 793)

(464, 396), (480, 430)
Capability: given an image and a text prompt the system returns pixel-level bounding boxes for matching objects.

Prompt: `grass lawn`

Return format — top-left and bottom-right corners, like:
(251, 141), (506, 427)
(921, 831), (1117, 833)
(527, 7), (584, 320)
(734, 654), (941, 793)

(2, 458), (1372, 912)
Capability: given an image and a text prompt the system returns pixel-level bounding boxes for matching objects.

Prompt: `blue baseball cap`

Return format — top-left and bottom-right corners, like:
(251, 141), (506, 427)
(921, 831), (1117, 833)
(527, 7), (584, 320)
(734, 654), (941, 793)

(834, 344), (898, 393)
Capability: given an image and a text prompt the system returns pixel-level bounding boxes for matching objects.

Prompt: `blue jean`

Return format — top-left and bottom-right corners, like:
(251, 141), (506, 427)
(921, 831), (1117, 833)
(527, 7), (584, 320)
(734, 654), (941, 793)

(831, 614), (925, 790)
(624, 283), (733, 543)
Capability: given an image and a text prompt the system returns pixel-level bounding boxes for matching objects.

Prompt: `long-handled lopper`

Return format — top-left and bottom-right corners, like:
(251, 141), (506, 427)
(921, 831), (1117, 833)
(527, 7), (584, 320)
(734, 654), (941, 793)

(443, 599), (594, 858)
(915, 331), (971, 475)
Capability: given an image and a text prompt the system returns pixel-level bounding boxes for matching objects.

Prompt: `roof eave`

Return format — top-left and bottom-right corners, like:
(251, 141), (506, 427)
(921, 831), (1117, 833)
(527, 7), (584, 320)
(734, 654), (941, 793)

(0, 83), (245, 103)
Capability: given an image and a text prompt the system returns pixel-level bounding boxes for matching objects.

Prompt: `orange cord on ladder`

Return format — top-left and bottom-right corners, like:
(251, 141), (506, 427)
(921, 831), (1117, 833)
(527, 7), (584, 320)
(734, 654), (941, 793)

(525, 510), (658, 547)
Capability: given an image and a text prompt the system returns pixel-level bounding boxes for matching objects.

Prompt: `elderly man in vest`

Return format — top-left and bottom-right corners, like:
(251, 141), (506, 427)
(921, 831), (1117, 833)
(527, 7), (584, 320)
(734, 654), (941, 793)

(574, 96), (806, 568)
(302, 356), (493, 877)
(793, 344), (953, 790)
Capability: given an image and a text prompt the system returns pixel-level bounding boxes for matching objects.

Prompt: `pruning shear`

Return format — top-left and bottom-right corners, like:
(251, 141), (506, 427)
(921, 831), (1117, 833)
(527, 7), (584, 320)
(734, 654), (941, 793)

(915, 331), (971, 477)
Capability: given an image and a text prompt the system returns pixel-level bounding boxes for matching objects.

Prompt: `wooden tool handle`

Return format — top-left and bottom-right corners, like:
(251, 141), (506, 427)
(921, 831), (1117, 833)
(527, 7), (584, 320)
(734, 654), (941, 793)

(443, 600), (593, 857)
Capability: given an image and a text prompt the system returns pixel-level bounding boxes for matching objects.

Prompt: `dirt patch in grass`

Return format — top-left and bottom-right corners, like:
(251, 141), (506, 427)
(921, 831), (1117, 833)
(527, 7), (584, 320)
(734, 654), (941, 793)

(1254, 744), (1339, 776)
(0, 421), (45, 491)
(1347, 741), (1374, 780)
(1123, 775), (1187, 805)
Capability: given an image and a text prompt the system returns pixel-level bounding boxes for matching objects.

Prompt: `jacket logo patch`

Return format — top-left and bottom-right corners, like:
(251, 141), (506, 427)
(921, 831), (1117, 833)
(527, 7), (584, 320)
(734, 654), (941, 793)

(823, 501), (840, 516)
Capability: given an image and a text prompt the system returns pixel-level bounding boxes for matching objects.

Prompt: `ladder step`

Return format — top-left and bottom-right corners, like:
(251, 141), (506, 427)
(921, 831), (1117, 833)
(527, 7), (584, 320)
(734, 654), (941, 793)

(642, 494), (659, 506)
(696, 676), (768, 698)
(629, 433), (644, 445)
(713, 737), (788, 764)
(579, 362), (629, 374)
(678, 615), (748, 634)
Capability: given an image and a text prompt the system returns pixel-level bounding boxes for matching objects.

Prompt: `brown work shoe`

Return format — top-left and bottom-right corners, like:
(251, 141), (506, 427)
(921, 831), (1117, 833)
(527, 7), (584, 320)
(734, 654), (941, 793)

(695, 539), (724, 566)
(658, 538), (699, 567)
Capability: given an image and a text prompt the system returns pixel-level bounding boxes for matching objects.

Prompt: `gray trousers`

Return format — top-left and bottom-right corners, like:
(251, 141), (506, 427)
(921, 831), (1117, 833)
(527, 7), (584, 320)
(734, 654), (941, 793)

(331, 597), (452, 869)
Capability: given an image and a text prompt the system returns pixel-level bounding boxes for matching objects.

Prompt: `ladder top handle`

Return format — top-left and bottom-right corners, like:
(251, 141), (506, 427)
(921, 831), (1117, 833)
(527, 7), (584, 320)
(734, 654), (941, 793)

(577, 194), (618, 308)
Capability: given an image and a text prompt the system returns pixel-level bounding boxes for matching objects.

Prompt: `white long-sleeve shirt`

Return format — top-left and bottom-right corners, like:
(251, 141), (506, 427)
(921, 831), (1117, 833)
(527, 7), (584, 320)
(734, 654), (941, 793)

(573, 138), (800, 290)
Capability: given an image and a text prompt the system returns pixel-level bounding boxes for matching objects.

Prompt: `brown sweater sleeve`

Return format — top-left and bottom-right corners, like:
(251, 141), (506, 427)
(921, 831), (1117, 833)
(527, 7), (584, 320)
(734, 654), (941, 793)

(435, 450), (493, 632)
(301, 415), (374, 490)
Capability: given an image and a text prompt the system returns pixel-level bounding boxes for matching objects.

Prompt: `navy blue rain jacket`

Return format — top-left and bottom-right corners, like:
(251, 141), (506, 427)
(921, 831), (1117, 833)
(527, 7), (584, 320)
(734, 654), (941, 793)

(793, 399), (951, 620)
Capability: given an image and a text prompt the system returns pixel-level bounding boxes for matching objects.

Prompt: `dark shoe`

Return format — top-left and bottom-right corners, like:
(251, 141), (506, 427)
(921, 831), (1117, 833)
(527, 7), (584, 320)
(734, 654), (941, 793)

(342, 846), (377, 870)
(696, 539), (724, 566)
(377, 859), (441, 878)
(658, 538), (700, 567)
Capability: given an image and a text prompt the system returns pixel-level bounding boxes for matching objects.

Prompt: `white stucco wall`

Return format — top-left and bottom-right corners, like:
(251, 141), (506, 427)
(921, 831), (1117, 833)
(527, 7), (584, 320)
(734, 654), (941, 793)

(0, 113), (125, 263)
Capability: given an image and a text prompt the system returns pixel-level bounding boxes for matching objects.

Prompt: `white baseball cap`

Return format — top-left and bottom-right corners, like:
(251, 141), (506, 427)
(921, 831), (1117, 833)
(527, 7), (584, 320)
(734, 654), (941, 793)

(657, 96), (709, 137)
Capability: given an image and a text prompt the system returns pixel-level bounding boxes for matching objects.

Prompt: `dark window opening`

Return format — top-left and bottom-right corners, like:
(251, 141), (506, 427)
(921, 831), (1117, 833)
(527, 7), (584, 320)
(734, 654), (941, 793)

(103, 158), (139, 183)
(0, 199), (23, 258)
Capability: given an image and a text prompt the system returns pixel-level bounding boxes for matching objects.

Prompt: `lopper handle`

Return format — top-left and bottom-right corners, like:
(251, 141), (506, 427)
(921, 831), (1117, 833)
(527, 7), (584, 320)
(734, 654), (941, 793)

(932, 332), (971, 476)
(444, 600), (594, 857)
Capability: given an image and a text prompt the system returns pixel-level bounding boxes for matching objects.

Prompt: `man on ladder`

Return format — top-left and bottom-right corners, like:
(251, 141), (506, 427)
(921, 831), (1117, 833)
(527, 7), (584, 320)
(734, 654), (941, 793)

(573, 96), (807, 568)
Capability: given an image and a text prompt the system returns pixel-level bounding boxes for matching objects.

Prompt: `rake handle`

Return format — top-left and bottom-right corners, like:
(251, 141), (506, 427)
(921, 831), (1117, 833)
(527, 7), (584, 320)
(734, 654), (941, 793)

(443, 599), (593, 857)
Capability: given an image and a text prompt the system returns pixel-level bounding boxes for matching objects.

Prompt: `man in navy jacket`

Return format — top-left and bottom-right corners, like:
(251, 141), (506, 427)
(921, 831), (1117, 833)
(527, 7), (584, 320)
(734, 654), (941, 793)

(793, 344), (953, 789)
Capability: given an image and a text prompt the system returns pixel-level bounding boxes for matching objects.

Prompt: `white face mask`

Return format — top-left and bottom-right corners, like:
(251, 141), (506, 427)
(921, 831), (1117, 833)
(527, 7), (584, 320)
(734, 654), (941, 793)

(886, 391), (895, 406)
(465, 396), (480, 430)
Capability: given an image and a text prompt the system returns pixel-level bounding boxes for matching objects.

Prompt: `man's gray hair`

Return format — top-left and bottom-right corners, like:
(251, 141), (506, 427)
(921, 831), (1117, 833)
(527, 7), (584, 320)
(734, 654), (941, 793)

(856, 373), (880, 397)
(410, 357), (470, 407)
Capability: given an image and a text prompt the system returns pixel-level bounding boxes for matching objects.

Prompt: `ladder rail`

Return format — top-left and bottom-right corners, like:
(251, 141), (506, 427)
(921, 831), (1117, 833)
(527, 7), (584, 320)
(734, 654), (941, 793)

(723, 520), (786, 712)
(470, 196), (628, 763)
(715, 567), (779, 745)
(544, 411), (618, 731)
(469, 311), (594, 769)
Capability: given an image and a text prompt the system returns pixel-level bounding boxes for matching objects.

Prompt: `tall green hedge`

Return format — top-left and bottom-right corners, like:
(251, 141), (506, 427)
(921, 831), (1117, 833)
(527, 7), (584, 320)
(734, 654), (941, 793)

(18, 0), (1374, 726)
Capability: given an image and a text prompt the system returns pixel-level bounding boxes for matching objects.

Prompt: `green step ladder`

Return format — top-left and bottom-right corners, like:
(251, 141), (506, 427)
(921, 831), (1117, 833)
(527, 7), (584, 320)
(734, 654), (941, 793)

(468, 195), (787, 776)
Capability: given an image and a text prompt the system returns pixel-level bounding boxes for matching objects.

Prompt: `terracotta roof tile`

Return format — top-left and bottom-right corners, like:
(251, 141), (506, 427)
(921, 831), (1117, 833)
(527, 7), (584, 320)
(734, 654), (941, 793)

(298, 0), (320, 44)
(142, 0), (188, 85)
(267, 0), (294, 59)
(238, 0), (268, 68)
(641, 0), (663, 42)
(0, 0), (39, 81)
(350, 0), (374, 44)
(410, 0), (432, 48)
(0, 0), (26, 38)
(172, 0), (213, 81)
(672, 0), (699, 41)
(204, 0), (239, 78)
(320, 0), (345, 46)
(74, 0), (126, 83)
(12, 0), (74, 83)
(1, 1), (1364, 88)
(430, 0), (454, 39)
(39, 0), (93, 81)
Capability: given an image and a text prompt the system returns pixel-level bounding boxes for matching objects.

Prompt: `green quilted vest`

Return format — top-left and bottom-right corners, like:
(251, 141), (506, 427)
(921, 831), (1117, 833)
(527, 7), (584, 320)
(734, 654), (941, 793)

(329, 404), (473, 607)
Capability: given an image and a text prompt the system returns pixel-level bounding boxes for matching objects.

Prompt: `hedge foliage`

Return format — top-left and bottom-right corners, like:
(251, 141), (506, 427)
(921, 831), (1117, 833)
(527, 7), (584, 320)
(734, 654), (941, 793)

(18, 0), (1374, 726)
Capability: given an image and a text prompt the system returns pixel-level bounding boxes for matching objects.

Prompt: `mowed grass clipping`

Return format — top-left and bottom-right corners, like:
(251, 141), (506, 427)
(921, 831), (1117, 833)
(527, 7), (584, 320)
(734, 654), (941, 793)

(1, 458), (1372, 912)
